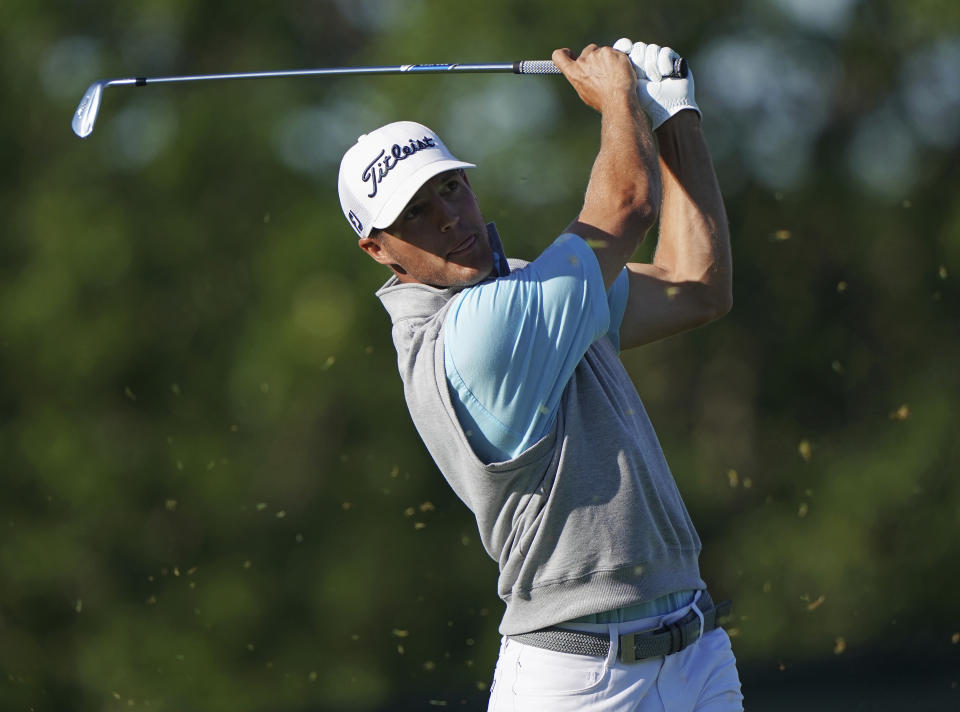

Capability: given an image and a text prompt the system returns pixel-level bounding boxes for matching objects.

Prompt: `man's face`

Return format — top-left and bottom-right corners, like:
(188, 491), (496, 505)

(358, 170), (493, 288)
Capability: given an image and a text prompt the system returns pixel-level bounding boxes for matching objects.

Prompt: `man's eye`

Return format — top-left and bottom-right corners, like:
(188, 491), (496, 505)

(403, 205), (423, 220)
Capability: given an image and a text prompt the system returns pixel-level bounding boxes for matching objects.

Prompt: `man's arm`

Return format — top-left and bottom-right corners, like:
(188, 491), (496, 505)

(617, 111), (732, 350)
(594, 40), (731, 351)
(443, 43), (660, 464)
(552, 45), (662, 289)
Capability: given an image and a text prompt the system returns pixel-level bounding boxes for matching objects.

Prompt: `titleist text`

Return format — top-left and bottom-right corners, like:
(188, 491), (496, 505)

(362, 137), (437, 198)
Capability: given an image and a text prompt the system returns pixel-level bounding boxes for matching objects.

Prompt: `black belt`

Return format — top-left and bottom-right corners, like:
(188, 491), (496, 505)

(509, 592), (732, 664)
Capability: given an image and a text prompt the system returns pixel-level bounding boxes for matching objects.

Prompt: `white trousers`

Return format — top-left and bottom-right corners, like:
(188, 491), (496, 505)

(486, 600), (743, 712)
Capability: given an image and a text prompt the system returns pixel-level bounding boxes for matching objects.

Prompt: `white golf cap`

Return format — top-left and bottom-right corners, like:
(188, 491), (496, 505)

(338, 121), (475, 238)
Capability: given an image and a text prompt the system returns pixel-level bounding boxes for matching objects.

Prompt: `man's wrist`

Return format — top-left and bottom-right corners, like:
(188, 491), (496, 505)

(600, 89), (643, 117)
(654, 108), (702, 134)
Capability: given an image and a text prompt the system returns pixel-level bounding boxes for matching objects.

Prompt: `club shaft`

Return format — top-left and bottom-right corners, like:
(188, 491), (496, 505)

(107, 62), (546, 87)
(110, 57), (685, 85)
(73, 58), (687, 137)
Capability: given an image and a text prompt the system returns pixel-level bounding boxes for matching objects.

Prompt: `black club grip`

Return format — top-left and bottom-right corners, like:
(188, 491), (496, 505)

(515, 57), (688, 78)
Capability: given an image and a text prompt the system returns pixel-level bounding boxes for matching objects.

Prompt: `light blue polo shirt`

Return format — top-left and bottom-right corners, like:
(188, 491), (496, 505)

(444, 234), (629, 465)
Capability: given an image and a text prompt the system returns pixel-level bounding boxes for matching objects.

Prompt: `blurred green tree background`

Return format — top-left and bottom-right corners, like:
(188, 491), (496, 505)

(2, 0), (958, 709)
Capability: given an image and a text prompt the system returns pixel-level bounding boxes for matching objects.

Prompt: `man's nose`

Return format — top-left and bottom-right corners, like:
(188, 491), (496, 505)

(438, 201), (459, 232)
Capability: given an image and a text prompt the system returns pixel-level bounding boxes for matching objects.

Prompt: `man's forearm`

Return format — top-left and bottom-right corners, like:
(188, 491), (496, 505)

(587, 94), (661, 229)
(572, 94), (662, 287)
(654, 111), (732, 312)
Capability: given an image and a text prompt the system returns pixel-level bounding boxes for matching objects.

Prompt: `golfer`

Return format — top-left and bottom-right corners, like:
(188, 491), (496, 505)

(338, 39), (742, 710)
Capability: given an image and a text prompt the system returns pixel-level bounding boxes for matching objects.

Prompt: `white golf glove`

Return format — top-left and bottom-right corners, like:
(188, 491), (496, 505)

(613, 38), (699, 129)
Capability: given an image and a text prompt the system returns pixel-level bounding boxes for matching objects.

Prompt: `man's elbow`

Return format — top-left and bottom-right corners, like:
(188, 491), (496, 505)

(703, 286), (732, 322)
(686, 282), (731, 327)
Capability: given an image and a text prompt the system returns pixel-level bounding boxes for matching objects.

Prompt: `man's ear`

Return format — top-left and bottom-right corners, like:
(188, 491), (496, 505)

(358, 235), (408, 275)
(358, 236), (393, 266)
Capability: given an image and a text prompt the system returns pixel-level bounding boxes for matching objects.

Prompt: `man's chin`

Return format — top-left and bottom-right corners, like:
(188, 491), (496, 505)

(465, 254), (496, 286)
(448, 270), (488, 289)
(444, 247), (493, 284)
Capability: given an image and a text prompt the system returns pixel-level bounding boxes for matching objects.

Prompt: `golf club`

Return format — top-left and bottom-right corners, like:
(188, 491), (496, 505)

(71, 57), (688, 138)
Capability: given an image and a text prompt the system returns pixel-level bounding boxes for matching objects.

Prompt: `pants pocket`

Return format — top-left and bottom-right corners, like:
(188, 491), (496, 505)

(513, 643), (608, 697)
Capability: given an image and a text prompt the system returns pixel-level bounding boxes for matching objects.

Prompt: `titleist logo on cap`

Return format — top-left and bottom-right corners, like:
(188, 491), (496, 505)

(362, 136), (437, 198)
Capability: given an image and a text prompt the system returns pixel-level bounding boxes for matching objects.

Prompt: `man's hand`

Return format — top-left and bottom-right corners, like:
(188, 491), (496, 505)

(551, 44), (640, 115)
(613, 38), (700, 129)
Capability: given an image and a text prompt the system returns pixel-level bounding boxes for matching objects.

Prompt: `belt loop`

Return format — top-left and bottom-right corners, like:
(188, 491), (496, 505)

(606, 623), (620, 666)
(691, 590), (706, 646)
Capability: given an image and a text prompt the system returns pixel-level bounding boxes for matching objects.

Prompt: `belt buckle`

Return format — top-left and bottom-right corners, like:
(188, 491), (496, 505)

(618, 624), (657, 664)
(619, 632), (638, 663)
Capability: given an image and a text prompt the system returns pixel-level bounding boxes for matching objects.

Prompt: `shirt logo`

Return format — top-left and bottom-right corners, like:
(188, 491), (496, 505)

(361, 136), (437, 199)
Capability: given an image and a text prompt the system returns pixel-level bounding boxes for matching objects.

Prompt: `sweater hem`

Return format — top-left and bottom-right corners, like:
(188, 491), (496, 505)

(498, 553), (705, 636)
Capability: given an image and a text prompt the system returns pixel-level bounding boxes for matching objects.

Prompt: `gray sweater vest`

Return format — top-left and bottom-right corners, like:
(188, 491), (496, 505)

(377, 260), (704, 635)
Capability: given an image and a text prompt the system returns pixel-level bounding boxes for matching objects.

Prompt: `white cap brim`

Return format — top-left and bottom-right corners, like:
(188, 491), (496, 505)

(368, 158), (476, 233)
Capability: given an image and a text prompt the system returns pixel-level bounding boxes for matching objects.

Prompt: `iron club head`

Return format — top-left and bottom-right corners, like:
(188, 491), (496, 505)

(72, 81), (106, 138)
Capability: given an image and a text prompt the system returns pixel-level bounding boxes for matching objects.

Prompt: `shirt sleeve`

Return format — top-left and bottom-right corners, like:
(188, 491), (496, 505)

(444, 234), (612, 464)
